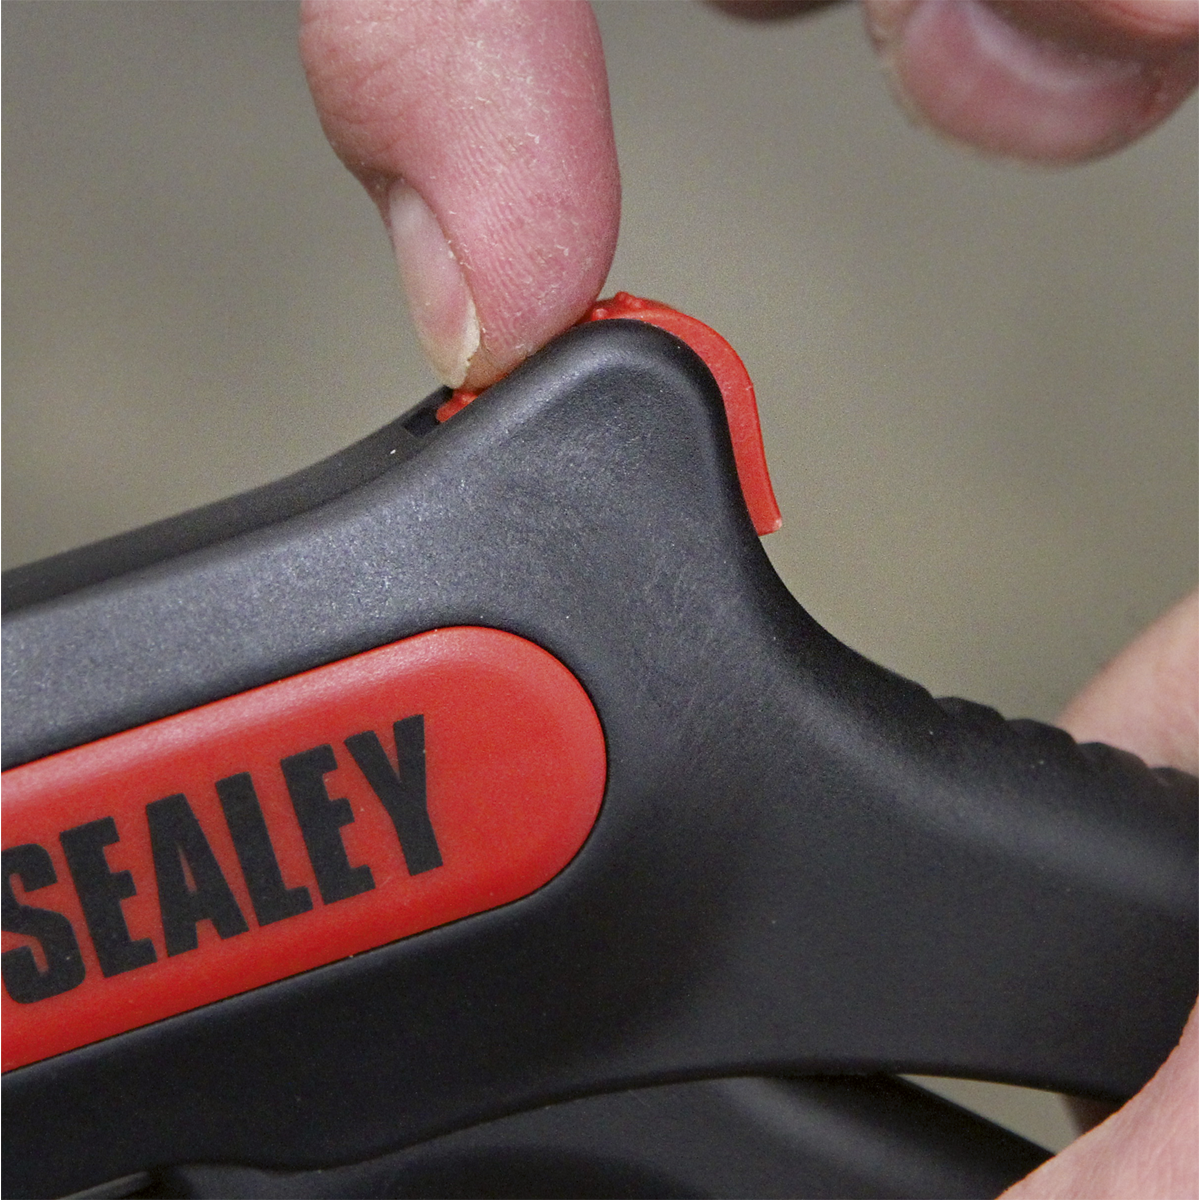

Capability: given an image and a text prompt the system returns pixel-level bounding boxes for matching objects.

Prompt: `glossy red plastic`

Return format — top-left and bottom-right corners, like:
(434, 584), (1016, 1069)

(1, 627), (606, 1071)
(438, 294), (783, 535)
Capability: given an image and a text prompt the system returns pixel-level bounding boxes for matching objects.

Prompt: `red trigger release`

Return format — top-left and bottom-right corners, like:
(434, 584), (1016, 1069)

(437, 293), (783, 536)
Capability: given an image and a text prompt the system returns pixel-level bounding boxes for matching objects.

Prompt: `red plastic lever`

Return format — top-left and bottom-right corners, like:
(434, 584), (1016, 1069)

(437, 294), (782, 536)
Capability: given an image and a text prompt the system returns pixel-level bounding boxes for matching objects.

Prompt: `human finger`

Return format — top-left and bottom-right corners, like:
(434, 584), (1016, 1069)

(863, 0), (1198, 163)
(1058, 590), (1197, 1128)
(1058, 590), (1198, 773)
(300, 0), (620, 389)
(1001, 1004), (1197, 1198)
(710, 1), (1196, 161)
(999, 593), (1199, 1197)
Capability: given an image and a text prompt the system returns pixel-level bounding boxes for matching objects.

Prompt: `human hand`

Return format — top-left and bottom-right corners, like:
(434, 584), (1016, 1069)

(301, 0), (1195, 390)
(1002, 591), (1198, 1199)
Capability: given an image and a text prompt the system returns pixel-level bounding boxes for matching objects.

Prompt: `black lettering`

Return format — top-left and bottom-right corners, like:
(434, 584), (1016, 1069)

(345, 717), (442, 875)
(216, 773), (312, 926)
(146, 794), (249, 956)
(2, 844), (87, 1003)
(60, 817), (157, 977)
(281, 746), (375, 904)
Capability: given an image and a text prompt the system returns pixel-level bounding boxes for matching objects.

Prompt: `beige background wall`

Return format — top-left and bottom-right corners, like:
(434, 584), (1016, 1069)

(4, 0), (1195, 1154)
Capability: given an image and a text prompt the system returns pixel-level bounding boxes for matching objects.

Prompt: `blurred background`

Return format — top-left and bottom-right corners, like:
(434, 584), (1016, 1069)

(4, 0), (1195, 1155)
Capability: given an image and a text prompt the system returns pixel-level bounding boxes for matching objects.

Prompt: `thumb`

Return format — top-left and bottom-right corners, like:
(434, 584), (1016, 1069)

(300, 0), (620, 389)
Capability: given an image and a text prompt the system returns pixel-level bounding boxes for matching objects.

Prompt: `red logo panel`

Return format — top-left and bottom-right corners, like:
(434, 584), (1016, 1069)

(2, 628), (606, 1071)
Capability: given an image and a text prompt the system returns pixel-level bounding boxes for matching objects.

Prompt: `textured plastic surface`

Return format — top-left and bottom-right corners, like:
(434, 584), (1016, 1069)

(0, 408), (428, 616)
(2, 628), (605, 1071)
(2, 320), (1195, 1198)
(439, 293), (783, 535)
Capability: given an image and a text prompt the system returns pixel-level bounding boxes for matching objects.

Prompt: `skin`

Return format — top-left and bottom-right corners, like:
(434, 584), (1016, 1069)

(301, 1), (619, 389)
(301, 0), (1197, 388)
(1027, 592), (1197, 1200)
(301, 3), (1197, 1194)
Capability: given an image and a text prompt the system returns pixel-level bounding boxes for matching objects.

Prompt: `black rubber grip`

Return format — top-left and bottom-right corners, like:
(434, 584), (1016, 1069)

(3, 321), (1194, 1198)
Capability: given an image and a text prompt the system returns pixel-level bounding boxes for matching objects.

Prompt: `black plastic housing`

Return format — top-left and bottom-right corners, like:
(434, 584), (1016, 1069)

(3, 321), (1195, 1198)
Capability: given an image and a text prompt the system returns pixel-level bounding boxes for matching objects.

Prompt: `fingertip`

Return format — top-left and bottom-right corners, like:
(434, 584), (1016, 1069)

(865, 0), (1197, 164)
(301, 0), (620, 390)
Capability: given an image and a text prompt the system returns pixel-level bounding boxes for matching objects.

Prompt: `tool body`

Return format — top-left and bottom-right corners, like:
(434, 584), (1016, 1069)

(3, 314), (1195, 1198)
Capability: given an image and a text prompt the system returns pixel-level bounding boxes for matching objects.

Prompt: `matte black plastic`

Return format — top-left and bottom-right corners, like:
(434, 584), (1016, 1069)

(0, 399), (440, 617)
(3, 322), (1195, 1198)
(139, 1075), (1049, 1199)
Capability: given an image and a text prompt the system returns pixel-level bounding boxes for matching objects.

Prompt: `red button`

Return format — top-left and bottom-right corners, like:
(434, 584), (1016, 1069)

(1, 628), (606, 1072)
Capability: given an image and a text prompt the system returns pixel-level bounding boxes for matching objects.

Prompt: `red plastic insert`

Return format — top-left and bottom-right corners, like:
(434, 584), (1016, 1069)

(1, 628), (606, 1072)
(437, 293), (783, 536)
